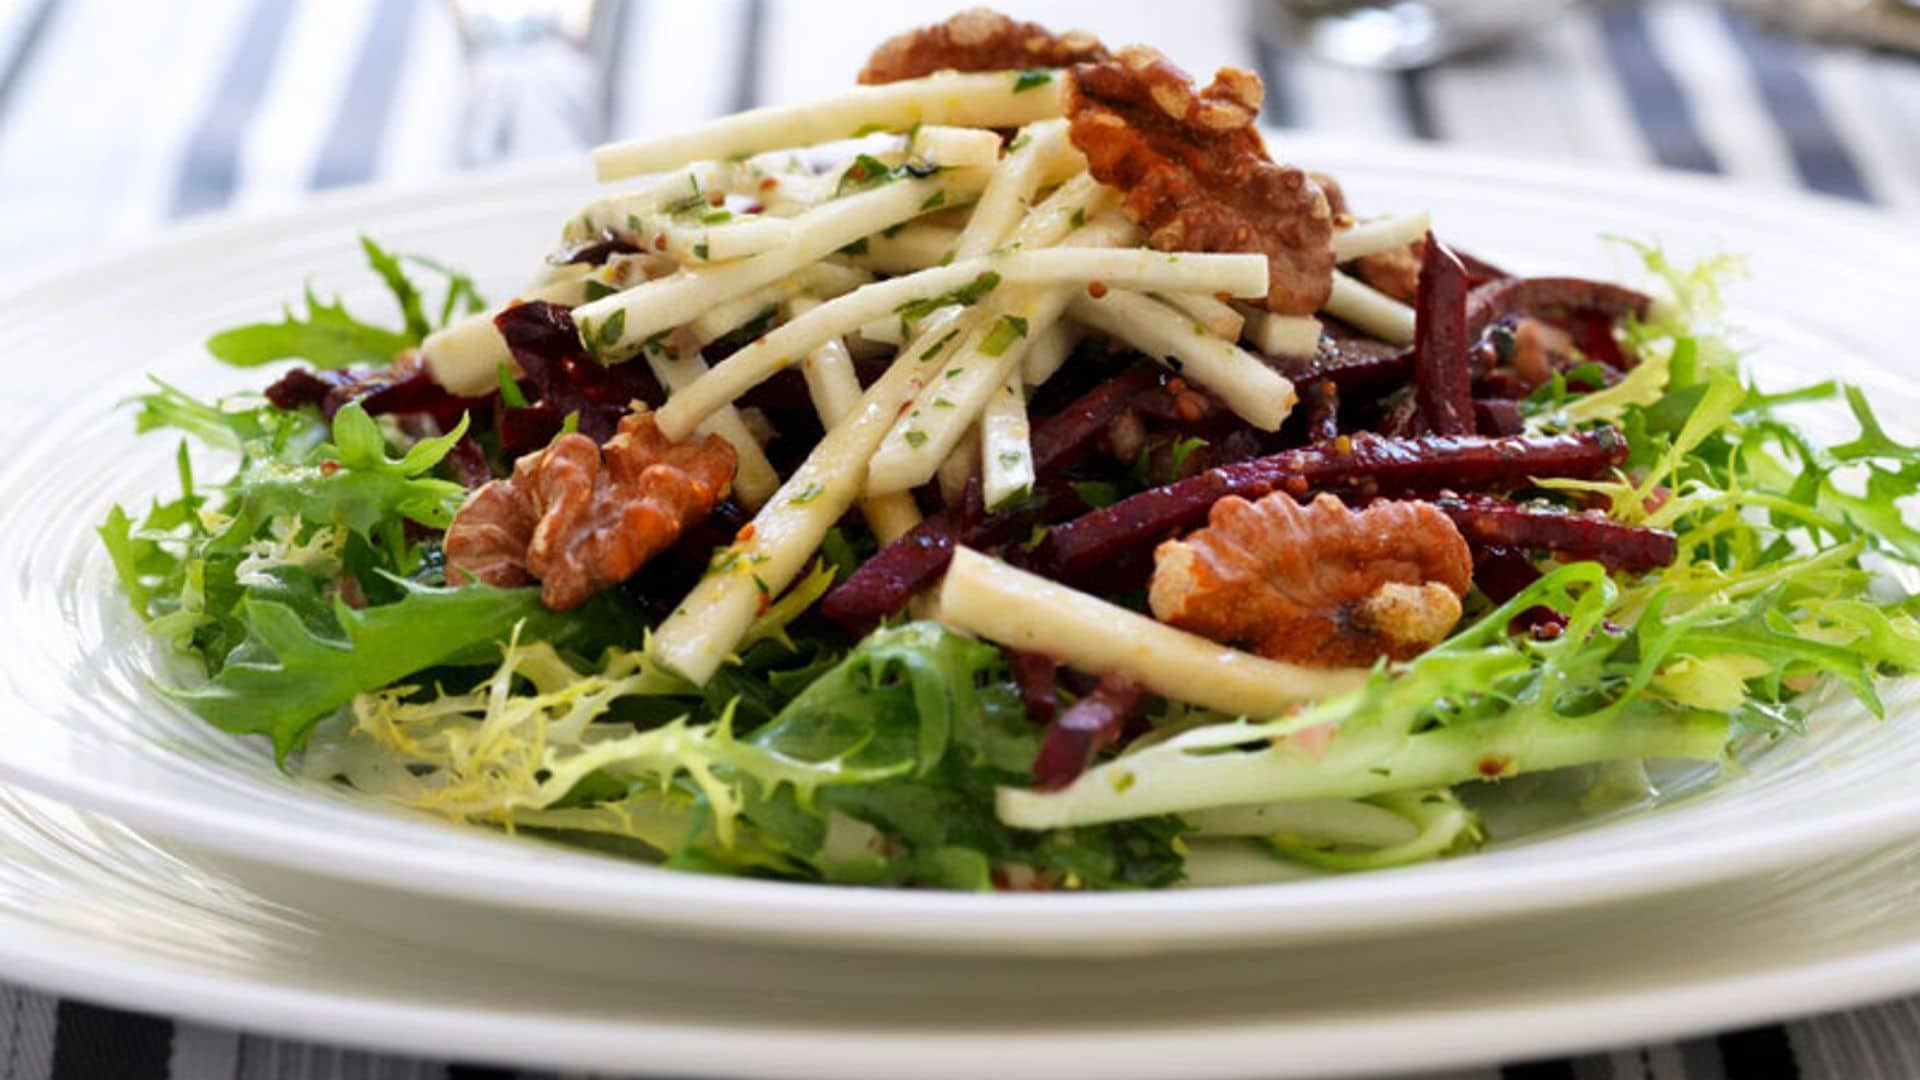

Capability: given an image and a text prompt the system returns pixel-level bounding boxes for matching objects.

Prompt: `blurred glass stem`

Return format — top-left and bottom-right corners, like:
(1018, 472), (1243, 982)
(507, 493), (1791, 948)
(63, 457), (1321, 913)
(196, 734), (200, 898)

(448, 0), (615, 167)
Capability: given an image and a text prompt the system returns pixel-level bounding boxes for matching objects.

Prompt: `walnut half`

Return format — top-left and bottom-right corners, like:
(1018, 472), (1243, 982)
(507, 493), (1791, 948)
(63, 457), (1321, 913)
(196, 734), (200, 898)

(1149, 492), (1471, 667)
(1065, 45), (1335, 315)
(444, 406), (735, 610)
(858, 8), (1108, 84)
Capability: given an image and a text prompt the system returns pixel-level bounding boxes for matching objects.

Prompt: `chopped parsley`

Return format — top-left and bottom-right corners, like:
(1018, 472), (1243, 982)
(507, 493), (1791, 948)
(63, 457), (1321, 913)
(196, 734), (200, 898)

(997, 450), (1026, 468)
(894, 271), (1002, 325)
(692, 242), (710, 260)
(699, 208), (733, 224)
(1007, 132), (1032, 154)
(558, 411), (580, 436)
(903, 430), (928, 449)
(596, 309), (626, 349)
(1168, 435), (1209, 477)
(1068, 206), (1086, 229)
(495, 364), (528, 408)
(1070, 480), (1119, 508)
(987, 484), (1032, 512)
(979, 314), (1030, 357)
(582, 278), (619, 302)
(920, 189), (947, 211)
(835, 154), (943, 198)
(790, 482), (825, 505)
(839, 238), (871, 257)
(1012, 69), (1053, 93)
(916, 327), (963, 363)
(661, 175), (706, 215)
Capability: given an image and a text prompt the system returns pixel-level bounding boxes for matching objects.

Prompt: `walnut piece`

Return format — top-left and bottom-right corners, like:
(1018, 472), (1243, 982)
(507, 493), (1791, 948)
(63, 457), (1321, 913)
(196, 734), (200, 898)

(1066, 45), (1334, 315)
(444, 406), (735, 610)
(1509, 316), (1578, 390)
(1318, 173), (1421, 305)
(858, 8), (1108, 84)
(1149, 492), (1471, 667)
(1351, 235), (1424, 306)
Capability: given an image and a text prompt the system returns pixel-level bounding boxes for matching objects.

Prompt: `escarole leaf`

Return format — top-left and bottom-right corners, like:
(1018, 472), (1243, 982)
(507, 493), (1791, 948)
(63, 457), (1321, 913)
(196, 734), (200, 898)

(730, 623), (1183, 890)
(1265, 788), (1485, 872)
(358, 235), (430, 341)
(219, 402), (468, 543)
(751, 620), (995, 777)
(172, 580), (553, 762)
(303, 629), (909, 864)
(204, 236), (482, 369)
(999, 564), (1735, 830)
(206, 286), (417, 370)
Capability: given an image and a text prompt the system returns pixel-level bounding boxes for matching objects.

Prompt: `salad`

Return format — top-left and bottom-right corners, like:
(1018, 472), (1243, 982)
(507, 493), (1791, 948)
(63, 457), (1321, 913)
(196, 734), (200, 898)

(104, 10), (1920, 890)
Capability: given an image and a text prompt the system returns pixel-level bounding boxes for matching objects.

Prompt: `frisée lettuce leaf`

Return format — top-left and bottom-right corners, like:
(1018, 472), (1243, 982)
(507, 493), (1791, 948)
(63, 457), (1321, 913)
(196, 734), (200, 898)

(205, 236), (483, 369)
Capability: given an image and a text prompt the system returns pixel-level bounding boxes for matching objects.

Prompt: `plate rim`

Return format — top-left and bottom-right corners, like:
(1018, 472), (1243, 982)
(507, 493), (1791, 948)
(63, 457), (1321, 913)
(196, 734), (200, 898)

(4, 139), (1920, 954)
(4, 822), (1920, 1080)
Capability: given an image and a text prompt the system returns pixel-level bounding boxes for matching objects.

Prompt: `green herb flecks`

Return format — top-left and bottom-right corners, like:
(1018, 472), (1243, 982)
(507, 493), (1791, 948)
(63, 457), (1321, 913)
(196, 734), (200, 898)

(1012, 69), (1053, 93)
(895, 272), (1001, 326)
(979, 315), (1029, 357)
(916, 327), (964, 363)
(835, 154), (943, 198)
(496, 364), (529, 408)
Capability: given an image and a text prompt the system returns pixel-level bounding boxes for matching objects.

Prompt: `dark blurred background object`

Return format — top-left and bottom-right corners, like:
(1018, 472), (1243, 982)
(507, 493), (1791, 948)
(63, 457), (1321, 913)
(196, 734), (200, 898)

(1734, 0), (1920, 52)
(1260, 0), (1584, 69)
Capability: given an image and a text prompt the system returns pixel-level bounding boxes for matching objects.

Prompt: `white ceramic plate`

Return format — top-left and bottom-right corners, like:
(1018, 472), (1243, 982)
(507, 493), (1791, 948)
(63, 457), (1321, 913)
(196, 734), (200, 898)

(1, 142), (1919, 954)
(4, 781), (1920, 1079)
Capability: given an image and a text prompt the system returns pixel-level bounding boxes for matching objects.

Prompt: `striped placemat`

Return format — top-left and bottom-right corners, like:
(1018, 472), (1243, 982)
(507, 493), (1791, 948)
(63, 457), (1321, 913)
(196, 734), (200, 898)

(0, 1), (1917, 1076)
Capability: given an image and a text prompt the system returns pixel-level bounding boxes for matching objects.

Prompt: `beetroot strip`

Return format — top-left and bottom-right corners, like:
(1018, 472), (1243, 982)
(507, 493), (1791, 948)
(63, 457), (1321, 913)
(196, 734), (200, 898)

(1413, 234), (1475, 437)
(1030, 363), (1162, 472)
(1473, 399), (1524, 437)
(1303, 379), (1340, 443)
(1436, 495), (1676, 571)
(1472, 545), (1567, 636)
(1031, 674), (1146, 791)
(1031, 429), (1629, 587)
(1005, 649), (1061, 727)
(443, 436), (493, 489)
(1465, 277), (1652, 341)
(495, 301), (664, 443)
(1546, 309), (1637, 371)
(1455, 248), (1511, 287)
(821, 367), (1159, 628)
(1299, 350), (1412, 397)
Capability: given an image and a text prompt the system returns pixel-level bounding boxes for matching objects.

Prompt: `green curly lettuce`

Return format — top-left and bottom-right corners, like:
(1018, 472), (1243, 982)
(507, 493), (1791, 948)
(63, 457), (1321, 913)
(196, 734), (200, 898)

(999, 244), (1920, 843)
(305, 626), (906, 865)
(205, 235), (484, 369)
(307, 620), (1184, 889)
(176, 577), (549, 761)
(100, 378), (647, 761)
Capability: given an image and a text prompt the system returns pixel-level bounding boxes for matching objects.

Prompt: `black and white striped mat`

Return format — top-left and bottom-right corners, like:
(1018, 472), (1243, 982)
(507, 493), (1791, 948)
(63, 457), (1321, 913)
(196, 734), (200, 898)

(0, 1), (1916, 1076)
